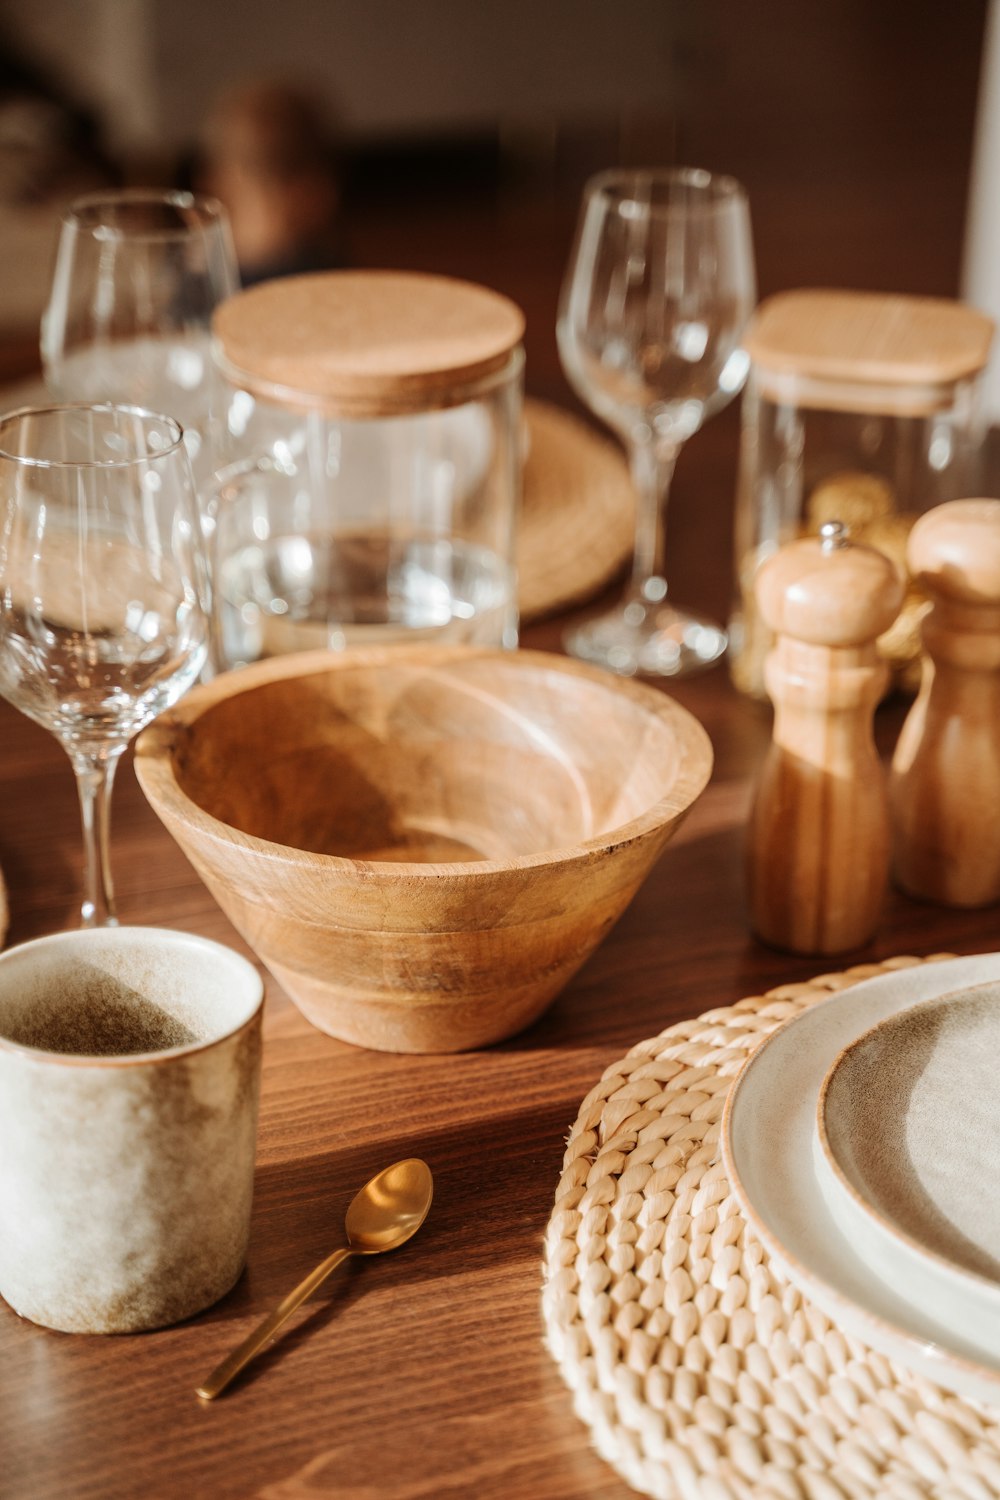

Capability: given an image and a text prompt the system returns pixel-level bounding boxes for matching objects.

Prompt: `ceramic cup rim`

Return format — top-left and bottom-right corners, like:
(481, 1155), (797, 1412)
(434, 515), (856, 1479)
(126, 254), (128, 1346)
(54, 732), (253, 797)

(0, 926), (264, 1069)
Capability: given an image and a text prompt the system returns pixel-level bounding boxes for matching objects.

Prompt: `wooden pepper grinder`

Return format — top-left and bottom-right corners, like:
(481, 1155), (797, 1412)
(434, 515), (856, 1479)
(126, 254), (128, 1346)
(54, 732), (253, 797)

(890, 498), (1000, 906)
(748, 521), (905, 954)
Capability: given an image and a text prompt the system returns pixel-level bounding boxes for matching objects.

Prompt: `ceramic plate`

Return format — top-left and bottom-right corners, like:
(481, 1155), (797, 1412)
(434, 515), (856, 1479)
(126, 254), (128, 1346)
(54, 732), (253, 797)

(814, 981), (1000, 1352)
(721, 953), (1000, 1405)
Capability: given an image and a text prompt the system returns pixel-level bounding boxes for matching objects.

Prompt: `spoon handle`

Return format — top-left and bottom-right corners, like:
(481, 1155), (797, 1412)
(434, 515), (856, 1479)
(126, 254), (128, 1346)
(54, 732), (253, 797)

(196, 1245), (353, 1400)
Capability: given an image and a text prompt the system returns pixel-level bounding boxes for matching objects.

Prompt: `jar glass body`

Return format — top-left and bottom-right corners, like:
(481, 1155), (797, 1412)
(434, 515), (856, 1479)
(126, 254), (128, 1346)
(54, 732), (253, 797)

(210, 348), (523, 667)
(730, 369), (986, 697)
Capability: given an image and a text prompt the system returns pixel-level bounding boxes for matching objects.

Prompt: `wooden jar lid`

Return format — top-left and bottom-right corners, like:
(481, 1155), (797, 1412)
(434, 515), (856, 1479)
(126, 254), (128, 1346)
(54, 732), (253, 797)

(213, 270), (526, 417)
(756, 529), (905, 646)
(744, 289), (994, 415)
(907, 498), (1000, 604)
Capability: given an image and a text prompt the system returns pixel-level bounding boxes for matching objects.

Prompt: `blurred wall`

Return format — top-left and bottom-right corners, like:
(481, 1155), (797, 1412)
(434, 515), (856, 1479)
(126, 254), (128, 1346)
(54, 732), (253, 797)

(0, 0), (988, 375)
(0, 0), (678, 153)
(0, 0), (159, 153)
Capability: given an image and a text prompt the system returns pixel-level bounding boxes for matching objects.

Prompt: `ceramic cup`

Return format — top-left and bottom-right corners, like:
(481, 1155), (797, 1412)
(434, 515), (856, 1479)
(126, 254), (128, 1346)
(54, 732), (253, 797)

(0, 926), (263, 1334)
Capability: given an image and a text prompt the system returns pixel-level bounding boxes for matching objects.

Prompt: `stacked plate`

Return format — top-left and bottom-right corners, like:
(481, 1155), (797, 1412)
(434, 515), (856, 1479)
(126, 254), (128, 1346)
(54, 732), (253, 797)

(721, 953), (1000, 1405)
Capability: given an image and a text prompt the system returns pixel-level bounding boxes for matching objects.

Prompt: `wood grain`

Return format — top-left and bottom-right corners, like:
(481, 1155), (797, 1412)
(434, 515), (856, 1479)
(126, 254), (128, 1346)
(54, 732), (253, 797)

(891, 499), (1000, 906)
(747, 534), (904, 954)
(0, 662), (995, 1500)
(1, 13), (996, 1493)
(744, 288), (994, 413)
(213, 269), (525, 415)
(133, 645), (712, 1052)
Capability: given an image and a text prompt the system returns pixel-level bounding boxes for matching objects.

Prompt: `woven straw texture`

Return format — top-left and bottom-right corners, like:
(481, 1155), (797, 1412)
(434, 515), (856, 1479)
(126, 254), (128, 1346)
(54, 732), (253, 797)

(518, 399), (634, 622)
(543, 954), (1000, 1500)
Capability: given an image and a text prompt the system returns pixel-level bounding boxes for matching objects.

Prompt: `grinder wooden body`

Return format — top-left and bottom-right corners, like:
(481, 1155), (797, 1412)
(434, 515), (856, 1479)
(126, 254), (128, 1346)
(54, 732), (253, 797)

(748, 526), (904, 954)
(891, 499), (1000, 907)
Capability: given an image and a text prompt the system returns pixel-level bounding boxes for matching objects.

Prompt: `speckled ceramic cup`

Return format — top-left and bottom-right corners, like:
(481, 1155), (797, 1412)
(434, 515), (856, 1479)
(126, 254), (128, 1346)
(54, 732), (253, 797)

(0, 926), (263, 1334)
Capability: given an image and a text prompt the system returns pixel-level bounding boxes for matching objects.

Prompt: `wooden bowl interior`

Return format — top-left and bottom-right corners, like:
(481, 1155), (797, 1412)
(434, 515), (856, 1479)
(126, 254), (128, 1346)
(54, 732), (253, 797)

(171, 657), (687, 862)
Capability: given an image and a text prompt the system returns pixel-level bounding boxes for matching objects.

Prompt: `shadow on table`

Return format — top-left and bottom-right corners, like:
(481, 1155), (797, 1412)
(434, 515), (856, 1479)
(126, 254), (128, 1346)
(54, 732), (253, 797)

(493, 820), (790, 1056)
(191, 1092), (584, 1393)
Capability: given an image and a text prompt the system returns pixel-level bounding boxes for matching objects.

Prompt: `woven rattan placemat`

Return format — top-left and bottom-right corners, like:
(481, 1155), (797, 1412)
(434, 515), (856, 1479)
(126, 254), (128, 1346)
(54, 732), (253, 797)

(518, 399), (633, 622)
(543, 954), (1000, 1500)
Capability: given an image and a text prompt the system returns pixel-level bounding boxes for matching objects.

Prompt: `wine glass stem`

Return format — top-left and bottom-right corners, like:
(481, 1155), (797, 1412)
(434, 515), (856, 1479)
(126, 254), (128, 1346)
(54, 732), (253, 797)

(71, 748), (124, 927)
(628, 439), (678, 601)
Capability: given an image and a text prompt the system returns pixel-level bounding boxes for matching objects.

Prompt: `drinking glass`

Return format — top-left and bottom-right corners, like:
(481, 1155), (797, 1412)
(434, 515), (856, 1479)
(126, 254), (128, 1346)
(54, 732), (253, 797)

(557, 167), (756, 676)
(40, 190), (239, 491)
(0, 404), (210, 926)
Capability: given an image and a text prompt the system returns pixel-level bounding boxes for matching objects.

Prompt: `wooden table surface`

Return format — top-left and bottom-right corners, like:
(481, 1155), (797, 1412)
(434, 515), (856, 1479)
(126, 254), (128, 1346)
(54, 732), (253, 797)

(0, 445), (997, 1500)
(1, 9), (995, 1490)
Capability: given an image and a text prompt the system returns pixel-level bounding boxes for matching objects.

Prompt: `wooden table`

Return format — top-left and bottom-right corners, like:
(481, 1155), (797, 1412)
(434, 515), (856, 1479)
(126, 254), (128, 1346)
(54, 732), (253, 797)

(0, 436), (996, 1500)
(0, 10), (994, 1476)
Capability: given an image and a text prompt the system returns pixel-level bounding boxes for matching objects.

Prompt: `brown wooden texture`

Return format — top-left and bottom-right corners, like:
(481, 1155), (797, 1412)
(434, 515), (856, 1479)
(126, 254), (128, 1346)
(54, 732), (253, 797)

(747, 533), (904, 954)
(891, 499), (1000, 906)
(1, 6), (997, 1492)
(744, 289), (994, 408)
(213, 270), (525, 415)
(0, 622), (997, 1500)
(133, 645), (712, 1053)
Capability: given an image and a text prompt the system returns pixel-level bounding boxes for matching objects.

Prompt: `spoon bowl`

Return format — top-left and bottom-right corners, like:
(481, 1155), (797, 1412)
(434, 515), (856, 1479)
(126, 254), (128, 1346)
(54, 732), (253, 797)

(196, 1158), (433, 1399)
(347, 1159), (434, 1253)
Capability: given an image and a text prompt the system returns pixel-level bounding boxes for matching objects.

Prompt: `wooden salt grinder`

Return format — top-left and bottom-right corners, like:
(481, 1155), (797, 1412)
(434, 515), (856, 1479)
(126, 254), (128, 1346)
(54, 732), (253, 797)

(747, 522), (905, 954)
(890, 498), (1000, 906)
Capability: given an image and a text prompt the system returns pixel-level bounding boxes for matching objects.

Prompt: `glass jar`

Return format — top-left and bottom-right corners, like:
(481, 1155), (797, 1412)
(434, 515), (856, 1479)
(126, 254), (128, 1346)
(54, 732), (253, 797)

(730, 288), (994, 696)
(209, 270), (524, 667)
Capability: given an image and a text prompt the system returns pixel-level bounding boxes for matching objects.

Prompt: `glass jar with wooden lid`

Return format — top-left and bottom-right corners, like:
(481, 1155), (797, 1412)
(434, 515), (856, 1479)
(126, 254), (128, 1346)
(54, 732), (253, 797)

(729, 288), (994, 697)
(209, 270), (524, 667)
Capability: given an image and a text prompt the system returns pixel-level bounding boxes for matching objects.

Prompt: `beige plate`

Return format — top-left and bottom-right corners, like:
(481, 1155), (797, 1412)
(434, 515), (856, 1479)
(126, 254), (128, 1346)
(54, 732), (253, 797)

(722, 952), (1000, 1405)
(815, 981), (1000, 1349)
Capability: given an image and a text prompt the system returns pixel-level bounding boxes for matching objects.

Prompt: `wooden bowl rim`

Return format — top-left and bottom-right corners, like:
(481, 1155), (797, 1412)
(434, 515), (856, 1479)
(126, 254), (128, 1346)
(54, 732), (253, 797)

(134, 645), (713, 878)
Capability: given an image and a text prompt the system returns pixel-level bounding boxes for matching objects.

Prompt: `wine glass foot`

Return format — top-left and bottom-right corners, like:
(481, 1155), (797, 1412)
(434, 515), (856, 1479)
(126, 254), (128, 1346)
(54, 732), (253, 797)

(564, 602), (728, 678)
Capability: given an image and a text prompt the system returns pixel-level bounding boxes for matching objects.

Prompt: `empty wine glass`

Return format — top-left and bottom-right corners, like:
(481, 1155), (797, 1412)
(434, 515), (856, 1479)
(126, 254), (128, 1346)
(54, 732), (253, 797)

(0, 404), (210, 926)
(40, 190), (239, 492)
(558, 167), (756, 676)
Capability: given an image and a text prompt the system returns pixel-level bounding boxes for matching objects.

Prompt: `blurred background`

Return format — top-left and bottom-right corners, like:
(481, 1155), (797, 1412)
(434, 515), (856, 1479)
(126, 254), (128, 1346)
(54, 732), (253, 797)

(0, 0), (988, 394)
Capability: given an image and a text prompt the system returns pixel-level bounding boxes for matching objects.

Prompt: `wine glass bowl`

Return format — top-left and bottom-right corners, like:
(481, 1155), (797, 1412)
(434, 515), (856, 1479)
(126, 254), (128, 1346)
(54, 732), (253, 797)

(558, 167), (756, 676)
(40, 190), (239, 488)
(0, 404), (210, 925)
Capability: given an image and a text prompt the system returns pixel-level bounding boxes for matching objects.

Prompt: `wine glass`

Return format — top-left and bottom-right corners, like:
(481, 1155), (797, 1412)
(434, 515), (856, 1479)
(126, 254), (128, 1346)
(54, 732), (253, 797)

(40, 190), (240, 492)
(0, 404), (210, 926)
(557, 167), (756, 676)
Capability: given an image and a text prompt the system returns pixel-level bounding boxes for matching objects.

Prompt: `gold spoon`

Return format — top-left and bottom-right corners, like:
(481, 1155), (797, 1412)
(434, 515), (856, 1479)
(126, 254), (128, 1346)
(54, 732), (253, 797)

(196, 1157), (433, 1400)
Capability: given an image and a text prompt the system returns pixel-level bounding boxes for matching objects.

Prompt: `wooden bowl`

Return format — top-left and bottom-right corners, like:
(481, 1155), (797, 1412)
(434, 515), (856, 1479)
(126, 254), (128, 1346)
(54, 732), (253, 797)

(134, 646), (712, 1052)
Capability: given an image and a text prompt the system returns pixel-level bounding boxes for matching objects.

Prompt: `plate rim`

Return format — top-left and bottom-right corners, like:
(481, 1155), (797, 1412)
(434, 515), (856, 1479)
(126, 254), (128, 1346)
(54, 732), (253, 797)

(816, 977), (1000, 1308)
(720, 952), (1000, 1404)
